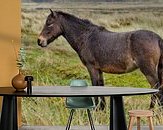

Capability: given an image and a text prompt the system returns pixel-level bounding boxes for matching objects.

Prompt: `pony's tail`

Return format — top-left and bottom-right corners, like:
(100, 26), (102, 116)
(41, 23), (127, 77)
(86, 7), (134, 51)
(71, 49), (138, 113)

(156, 38), (163, 105)
(158, 38), (163, 86)
(150, 38), (163, 108)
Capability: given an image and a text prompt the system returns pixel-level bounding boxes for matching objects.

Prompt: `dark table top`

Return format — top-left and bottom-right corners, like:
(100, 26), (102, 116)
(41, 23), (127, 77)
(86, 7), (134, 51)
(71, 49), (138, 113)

(0, 86), (158, 97)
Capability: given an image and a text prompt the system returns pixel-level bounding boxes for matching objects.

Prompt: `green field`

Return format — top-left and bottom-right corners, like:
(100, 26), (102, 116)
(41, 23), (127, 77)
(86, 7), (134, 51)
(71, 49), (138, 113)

(21, 2), (163, 126)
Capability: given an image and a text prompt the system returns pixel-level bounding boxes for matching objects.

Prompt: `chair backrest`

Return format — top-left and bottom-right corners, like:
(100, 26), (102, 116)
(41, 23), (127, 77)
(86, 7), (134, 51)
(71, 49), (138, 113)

(66, 79), (95, 108)
(70, 79), (88, 87)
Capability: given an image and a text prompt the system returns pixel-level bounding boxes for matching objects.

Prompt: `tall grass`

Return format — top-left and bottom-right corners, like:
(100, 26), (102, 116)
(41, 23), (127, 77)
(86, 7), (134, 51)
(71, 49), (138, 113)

(21, 2), (163, 126)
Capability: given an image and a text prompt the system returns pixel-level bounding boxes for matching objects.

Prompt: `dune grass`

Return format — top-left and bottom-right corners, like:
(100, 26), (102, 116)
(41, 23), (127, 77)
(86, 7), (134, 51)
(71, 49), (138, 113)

(21, 2), (163, 126)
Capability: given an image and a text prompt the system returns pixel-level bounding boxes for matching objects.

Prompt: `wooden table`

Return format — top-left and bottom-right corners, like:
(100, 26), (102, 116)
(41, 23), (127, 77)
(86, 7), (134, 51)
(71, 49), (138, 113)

(0, 86), (158, 130)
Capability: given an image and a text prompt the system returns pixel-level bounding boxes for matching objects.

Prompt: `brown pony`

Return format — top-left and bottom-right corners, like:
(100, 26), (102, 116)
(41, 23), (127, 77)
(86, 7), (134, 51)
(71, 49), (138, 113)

(38, 10), (163, 110)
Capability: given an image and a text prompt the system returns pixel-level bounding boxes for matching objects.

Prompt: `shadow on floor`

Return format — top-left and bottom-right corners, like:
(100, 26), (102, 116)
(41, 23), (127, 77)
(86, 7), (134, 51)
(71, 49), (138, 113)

(20, 125), (163, 130)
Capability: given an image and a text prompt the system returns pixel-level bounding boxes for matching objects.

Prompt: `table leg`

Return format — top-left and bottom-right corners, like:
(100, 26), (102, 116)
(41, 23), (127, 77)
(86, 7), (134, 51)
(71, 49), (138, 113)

(0, 96), (18, 130)
(110, 96), (127, 130)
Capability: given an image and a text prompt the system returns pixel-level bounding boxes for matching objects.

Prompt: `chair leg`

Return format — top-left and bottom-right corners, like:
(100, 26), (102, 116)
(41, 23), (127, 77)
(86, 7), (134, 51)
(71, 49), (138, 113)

(137, 117), (140, 130)
(87, 109), (95, 130)
(66, 109), (75, 130)
(148, 117), (154, 130)
(128, 116), (135, 130)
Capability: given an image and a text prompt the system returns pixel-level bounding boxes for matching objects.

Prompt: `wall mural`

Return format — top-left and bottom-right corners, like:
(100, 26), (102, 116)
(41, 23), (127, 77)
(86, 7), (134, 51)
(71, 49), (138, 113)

(21, 0), (163, 126)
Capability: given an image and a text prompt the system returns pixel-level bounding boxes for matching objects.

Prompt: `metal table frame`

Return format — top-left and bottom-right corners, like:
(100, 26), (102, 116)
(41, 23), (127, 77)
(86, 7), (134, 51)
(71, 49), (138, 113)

(0, 86), (158, 130)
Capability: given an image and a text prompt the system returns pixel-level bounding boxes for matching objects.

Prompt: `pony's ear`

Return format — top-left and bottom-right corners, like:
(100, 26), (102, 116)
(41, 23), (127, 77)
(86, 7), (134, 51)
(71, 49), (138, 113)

(50, 9), (53, 14)
(49, 9), (57, 18)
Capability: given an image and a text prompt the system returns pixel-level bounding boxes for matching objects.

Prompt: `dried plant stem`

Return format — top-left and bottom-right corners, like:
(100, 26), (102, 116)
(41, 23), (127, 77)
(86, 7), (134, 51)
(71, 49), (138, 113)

(11, 40), (18, 61)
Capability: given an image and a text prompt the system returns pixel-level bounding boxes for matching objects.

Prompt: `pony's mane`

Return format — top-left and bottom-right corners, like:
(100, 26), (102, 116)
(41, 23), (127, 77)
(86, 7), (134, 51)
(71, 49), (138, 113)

(56, 11), (101, 29)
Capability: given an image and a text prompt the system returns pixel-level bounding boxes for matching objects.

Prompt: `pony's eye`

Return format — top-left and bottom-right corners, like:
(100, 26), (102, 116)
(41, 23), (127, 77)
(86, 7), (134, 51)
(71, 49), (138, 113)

(48, 24), (54, 27)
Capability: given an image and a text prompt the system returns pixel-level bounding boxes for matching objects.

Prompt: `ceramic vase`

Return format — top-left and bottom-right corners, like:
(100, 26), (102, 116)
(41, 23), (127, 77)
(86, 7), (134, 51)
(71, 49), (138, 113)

(11, 72), (27, 91)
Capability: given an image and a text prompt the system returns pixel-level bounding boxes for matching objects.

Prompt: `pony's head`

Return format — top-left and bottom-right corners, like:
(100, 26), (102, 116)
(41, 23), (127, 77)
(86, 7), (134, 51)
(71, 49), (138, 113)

(38, 9), (62, 47)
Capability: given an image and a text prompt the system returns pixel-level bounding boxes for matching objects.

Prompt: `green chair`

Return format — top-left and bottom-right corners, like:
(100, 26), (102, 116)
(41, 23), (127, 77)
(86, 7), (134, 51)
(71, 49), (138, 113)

(65, 79), (95, 130)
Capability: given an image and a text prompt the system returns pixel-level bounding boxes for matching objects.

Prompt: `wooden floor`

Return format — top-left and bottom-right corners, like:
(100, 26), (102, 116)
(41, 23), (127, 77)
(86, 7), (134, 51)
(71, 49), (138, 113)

(20, 125), (163, 130)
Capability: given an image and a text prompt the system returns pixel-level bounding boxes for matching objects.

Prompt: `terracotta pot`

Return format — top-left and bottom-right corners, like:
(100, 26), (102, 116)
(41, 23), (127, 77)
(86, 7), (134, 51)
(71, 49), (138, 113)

(12, 73), (27, 91)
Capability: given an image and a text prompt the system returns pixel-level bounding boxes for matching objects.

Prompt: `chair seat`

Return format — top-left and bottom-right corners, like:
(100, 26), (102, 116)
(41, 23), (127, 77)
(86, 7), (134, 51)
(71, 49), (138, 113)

(128, 110), (153, 117)
(66, 97), (95, 108)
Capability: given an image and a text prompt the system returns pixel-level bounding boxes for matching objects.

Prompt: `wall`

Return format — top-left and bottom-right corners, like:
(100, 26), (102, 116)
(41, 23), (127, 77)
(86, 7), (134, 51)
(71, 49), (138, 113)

(0, 0), (21, 126)
(0, 0), (21, 85)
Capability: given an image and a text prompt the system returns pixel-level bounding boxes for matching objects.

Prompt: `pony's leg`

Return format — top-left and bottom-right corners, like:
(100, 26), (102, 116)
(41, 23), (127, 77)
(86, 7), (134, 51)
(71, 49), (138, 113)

(98, 71), (106, 110)
(87, 66), (105, 110)
(157, 62), (163, 106)
(139, 63), (160, 108)
(87, 67), (100, 106)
